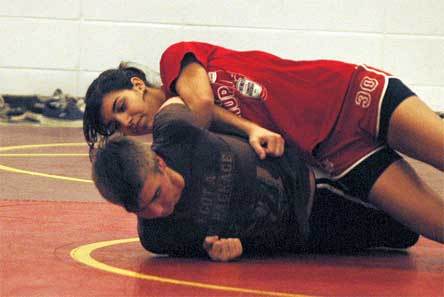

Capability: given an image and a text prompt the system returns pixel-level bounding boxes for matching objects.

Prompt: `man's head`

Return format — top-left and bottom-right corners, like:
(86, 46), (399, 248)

(83, 66), (166, 154)
(92, 135), (185, 219)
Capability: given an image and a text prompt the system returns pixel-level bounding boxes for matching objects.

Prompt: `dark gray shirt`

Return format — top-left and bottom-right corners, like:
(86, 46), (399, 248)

(138, 104), (312, 257)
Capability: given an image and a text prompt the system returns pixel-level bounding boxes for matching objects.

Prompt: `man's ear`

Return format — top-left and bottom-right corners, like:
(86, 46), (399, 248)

(130, 76), (146, 92)
(155, 155), (167, 173)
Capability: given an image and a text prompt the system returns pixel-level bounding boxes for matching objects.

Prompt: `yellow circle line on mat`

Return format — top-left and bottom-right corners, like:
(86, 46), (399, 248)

(0, 143), (91, 183)
(0, 153), (88, 157)
(70, 238), (314, 297)
(0, 142), (86, 152)
(0, 164), (92, 183)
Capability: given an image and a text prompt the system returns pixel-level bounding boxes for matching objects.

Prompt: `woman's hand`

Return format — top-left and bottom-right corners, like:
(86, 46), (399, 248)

(203, 236), (243, 262)
(248, 126), (285, 160)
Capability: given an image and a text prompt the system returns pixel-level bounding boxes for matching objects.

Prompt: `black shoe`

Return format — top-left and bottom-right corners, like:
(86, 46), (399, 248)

(40, 89), (84, 126)
(0, 96), (27, 122)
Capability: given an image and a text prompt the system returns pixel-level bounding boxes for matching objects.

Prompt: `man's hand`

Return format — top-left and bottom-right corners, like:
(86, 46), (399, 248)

(203, 236), (243, 262)
(248, 126), (285, 160)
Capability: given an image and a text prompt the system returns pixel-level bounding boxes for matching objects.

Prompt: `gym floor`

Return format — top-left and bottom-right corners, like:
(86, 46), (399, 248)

(1, 125), (443, 297)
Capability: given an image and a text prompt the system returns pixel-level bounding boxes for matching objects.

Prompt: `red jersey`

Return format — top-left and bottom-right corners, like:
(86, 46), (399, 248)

(160, 41), (358, 160)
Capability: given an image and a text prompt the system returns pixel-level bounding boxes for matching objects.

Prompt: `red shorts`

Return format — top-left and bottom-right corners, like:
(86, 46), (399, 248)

(314, 65), (393, 177)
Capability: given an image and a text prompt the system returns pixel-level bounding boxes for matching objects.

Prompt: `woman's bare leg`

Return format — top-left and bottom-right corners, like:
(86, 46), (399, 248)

(387, 96), (444, 171)
(368, 159), (444, 243)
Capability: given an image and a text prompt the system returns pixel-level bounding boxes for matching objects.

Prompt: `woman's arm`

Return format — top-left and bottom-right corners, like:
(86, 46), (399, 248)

(213, 105), (285, 159)
(175, 58), (284, 159)
(175, 60), (215, 128)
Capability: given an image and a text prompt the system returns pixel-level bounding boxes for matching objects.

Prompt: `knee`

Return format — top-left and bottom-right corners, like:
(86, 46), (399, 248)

(381, 218), (420, 249)
(394, 231), (420, 249)
(431, 226), (444, 244)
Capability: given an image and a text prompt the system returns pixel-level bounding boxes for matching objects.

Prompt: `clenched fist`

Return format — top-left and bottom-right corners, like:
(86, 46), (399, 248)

(203, 236), (243, 262)
(248, 126), (285, 160)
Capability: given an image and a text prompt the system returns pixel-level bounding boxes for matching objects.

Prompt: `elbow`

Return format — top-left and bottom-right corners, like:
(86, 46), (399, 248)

(189, 96), (214, 128)
(200, 96), (215, 114)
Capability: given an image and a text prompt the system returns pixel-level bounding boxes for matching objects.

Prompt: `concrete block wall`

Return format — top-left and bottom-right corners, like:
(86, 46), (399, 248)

(0, 0), (443, 110)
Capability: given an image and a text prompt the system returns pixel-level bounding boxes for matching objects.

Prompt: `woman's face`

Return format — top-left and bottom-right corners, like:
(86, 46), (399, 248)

(100, 79), (162, 136)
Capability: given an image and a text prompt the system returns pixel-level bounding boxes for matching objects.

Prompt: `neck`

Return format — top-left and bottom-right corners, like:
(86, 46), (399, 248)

(144, 86), (167, 105)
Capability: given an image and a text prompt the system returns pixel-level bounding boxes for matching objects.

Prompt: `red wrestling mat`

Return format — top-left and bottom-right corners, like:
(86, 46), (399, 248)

(1, 200), (443, 297)
(1, 126), (443, 296)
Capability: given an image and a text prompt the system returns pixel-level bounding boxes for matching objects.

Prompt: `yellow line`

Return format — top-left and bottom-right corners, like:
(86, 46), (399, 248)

(0, 164), (92, 183)
(71, 238), (313, 297)
(0, 153), (88, 157)
(0, 142), (92, 183)
(0, 142), (86, 152)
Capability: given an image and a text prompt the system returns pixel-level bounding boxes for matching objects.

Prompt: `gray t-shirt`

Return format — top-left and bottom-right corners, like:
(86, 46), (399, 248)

(138, 104), (311, 257)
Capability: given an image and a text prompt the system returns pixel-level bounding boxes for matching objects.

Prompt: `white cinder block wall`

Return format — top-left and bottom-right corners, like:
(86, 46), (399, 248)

(1, 0), (443, 110)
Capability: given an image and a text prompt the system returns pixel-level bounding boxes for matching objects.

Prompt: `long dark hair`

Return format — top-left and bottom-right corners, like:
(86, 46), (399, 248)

(83, 67), (148, 157)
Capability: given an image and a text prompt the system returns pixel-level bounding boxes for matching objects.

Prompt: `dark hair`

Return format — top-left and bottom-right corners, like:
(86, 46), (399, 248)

(92, 135), (159, 212)
(83, 67), (148, 155)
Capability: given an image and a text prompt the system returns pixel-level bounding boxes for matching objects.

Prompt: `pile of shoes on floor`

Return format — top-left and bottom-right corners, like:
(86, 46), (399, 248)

(0, 89), (84, 127)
